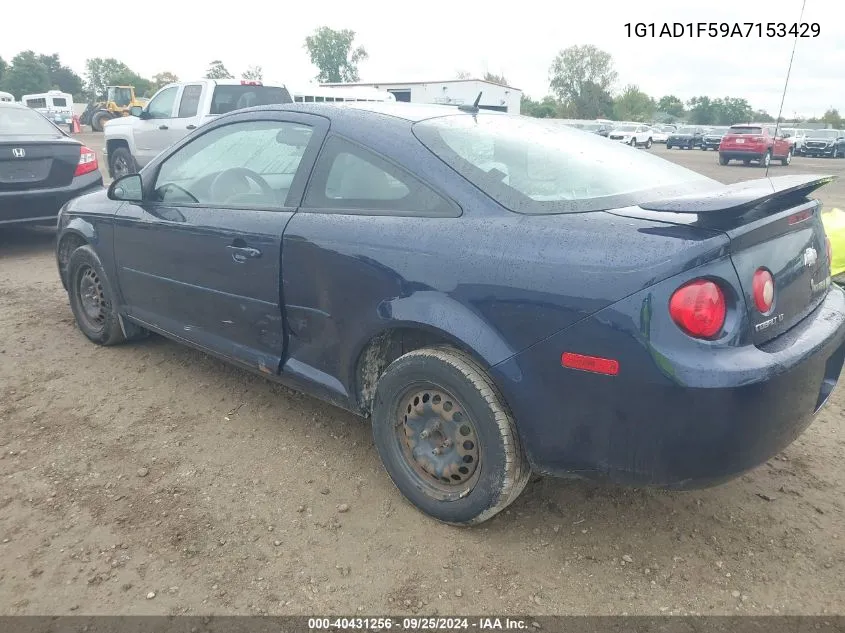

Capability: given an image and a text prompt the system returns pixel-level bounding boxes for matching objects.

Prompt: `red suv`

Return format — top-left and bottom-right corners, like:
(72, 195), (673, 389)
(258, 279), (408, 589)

(718, 123), (793, 167)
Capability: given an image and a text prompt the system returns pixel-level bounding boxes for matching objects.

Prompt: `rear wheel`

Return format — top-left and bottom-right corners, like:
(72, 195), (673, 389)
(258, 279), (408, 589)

(645, 138), (653, 149)
(688, 140), (694, 150)
(719, 154), (729, 165)
(629, 138), (636, 147)
(760, 150), (772, 168)
(781, 149), (792, 166)
(371, 347), (530, 525)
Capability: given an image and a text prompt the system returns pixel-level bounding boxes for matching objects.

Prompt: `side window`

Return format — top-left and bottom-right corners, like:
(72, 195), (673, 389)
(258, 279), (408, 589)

(177, 85), (203, 118)
(147, 86), (179, 119)
(153, 120), (314, 208)
(303, 136), (459, 217)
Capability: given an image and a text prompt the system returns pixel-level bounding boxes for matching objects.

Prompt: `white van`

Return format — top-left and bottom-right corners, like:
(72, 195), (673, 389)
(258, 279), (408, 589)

(21, 90), (74, 126)
(0, 91), (14, 103)
(291, 86), (396, 103)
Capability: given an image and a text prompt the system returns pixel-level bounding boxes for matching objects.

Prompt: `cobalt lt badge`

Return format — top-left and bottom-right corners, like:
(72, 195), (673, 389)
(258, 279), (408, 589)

(12, 148), (26, 158)
(803, 247), (818, 268)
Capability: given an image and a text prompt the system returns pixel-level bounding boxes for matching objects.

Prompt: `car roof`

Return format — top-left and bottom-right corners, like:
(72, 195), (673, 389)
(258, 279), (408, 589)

(0, 101), (27, 109)
(242, 100), (502, 123)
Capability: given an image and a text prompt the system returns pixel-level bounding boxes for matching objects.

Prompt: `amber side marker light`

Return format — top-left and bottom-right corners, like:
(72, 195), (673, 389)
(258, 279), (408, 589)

(561, 352), (620, 376)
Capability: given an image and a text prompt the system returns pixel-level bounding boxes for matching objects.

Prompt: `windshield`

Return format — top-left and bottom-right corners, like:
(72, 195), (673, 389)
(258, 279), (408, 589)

(0, 106), (62, 136)
(809, 130), (839, 140)
(108, 87), (133, 107)
(581, 123), (602, 131)
(209, 85), (293, 115)
(413, 114), (713, 214)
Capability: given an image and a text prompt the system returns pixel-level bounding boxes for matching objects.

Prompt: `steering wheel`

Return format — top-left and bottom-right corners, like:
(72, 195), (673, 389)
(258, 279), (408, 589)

(209, 168), (275, 204)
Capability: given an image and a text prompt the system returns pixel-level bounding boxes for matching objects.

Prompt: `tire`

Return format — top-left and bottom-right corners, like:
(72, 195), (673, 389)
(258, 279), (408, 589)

(645, 138), (653, 149)
(90, 111), (111, 132)
(760, 150), (772, 168)
(719, 154), (729, 165)
(833, 147), (841, 159)
(371, 347), (530, 526)
(781, 149), (792, 166)
(629, 138), (636, 147)
(688, 140), (694, 150)
(66, 245), (134, 345)
(666, 144), (672, 150)
(109, 147), (137, 179)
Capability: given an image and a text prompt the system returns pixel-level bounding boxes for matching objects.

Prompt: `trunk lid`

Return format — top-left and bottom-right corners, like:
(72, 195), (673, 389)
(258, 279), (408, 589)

(720, 125), (767, 152)
(0, 138), (80, 191)
(613, 174), (835, 345)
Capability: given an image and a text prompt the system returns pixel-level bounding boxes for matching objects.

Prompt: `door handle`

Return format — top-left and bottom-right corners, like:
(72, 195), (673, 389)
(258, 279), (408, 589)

(227, 244), (262, 262)
(186, 124), (196, 130)
(159, 124), (169, 130)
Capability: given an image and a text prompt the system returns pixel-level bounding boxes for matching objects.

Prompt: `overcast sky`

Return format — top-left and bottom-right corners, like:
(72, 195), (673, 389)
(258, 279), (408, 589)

(3, 0), (841, 117)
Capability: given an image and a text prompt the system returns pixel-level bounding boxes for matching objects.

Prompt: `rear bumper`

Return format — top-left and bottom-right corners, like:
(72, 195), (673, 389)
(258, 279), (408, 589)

(493, 284), (845, 488)
(719, 149), (767, 160)
(0, 172), (103, 225)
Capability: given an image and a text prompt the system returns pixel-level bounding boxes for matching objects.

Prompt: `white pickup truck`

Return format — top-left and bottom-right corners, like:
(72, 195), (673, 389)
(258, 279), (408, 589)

(103, 79), (293, 178)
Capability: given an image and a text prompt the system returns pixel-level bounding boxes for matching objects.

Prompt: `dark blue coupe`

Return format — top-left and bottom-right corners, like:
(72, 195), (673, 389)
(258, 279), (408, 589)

(56, 102), (845, 525)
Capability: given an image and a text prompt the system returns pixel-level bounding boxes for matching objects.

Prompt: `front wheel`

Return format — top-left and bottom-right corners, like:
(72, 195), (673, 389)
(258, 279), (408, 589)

(90, 110), (111, 132)
(666, 143), (672, 150)
(629, 138), (636, 147)
(109, 147), (137, 179)
(66, 245), (127, 345)
(645, 138), (653, 149)
(371, 347), (530, 525)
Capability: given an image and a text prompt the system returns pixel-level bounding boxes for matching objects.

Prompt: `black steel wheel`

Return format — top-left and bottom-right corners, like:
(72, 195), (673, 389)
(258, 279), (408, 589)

(66, 245), (133, 345)
(372, 347), (529, 525)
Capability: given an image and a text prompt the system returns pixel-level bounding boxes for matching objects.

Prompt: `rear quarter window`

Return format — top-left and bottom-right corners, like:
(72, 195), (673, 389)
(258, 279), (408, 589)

(209, 86), (293, 115)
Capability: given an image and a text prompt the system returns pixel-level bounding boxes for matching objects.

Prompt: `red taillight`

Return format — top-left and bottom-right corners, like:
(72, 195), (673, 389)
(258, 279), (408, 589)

(669, 279), (726, 339)
(74, 145), (98, 176)
(561, 352), (619, 376)
(752, 268), (775, 313)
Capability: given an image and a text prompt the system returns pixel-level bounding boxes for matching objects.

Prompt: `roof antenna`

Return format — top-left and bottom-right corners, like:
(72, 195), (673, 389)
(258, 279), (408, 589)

(767, 0), (807, 178)
(458, 92), (482, 113)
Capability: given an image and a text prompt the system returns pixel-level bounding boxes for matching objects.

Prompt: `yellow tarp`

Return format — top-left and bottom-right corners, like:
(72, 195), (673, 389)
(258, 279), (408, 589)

(822, 208), (845, 278)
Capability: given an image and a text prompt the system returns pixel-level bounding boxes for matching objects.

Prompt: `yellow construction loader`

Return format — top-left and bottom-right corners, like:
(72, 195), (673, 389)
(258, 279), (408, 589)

(80, 86), (148, 132)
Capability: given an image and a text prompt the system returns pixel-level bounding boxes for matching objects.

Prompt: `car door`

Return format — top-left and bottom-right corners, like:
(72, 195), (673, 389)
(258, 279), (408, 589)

(772, 126), (789, 157)
(280, 135), (461, 405)
(133, 85), (181, 166)
(169, 83), (205, 142)
(112, 110), (329, 373)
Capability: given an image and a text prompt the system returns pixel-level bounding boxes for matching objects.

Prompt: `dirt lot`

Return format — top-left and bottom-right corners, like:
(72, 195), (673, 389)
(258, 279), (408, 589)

(1, 139), (844, 616)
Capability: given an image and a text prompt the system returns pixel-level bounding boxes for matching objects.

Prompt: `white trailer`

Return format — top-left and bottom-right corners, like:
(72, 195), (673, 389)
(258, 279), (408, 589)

(320, 79), (522, 114)
(21, 90), (74, 126)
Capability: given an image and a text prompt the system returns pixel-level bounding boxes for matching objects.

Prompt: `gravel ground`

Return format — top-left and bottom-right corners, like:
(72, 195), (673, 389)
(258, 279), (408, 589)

(1, 138), (844, 616)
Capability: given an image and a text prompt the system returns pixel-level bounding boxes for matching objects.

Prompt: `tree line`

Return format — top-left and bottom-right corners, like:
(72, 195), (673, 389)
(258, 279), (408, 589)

(519, 44), (842, 127)
(0, 52), (265, 102)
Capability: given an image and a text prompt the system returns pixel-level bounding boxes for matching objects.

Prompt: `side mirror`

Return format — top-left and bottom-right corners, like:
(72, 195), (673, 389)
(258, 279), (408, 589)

(129, 106), (144, 117)
(108, 174), (143, 202)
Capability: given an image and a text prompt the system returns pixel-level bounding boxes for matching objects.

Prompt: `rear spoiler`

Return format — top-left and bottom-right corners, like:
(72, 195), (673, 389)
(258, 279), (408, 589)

(640, 174), (836, 215)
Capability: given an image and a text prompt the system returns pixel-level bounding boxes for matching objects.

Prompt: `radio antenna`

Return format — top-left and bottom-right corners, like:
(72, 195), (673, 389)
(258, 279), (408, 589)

(767, 0), (807, 178)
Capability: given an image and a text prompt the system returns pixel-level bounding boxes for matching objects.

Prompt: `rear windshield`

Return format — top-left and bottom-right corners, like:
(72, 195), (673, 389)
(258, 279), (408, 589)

(729, 126), (762, 135)
(0, 106), (62, 136)
(209, 85), (293, 115)
(413, 114), (714, 215)
(707, 127), (729, 134)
